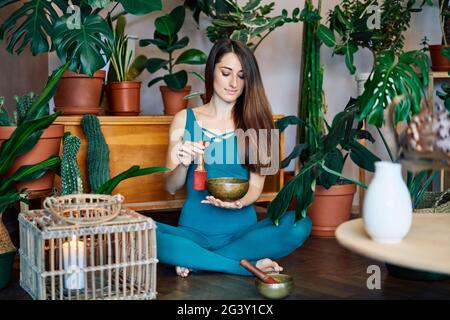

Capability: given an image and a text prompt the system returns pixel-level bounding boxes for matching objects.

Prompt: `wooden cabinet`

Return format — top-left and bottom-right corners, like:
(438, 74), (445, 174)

(54, 115), (284, 211)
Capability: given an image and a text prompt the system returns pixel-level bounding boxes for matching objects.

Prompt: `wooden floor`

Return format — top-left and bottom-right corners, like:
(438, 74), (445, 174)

(1, 211), (450, 300)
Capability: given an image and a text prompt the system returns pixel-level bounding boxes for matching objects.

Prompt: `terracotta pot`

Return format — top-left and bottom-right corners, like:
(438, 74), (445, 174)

(107, 81), (141, 116)
(160, 86), (191, 115)
(54, 70), (106, 115)
(307, 183), (357, 238)
(0, 124), (64, 191)
(429, 45), (450, 72)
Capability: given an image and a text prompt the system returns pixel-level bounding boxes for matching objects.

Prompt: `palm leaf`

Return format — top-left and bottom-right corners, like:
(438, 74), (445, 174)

(95, 166), (168, 195)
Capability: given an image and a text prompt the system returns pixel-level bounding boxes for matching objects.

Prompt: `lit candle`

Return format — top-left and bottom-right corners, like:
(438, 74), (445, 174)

(62, 235), (85, 290)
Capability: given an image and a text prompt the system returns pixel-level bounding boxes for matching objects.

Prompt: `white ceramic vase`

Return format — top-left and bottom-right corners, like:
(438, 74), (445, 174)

(363, 161), (413, 244)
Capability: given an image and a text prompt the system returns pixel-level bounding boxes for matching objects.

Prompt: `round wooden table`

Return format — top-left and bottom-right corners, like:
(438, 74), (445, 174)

(335, 214), (450, 275)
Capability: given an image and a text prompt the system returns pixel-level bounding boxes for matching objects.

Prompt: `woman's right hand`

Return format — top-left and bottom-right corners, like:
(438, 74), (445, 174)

(175, 139), (206, 168)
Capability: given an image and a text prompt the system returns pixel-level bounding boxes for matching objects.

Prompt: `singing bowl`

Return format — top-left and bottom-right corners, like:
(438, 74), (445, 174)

(206, 178), (249, 202)
(255, 274), (294, 299)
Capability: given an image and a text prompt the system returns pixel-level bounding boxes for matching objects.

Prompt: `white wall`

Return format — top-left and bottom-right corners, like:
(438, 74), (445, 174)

(48, 0), (442, 207)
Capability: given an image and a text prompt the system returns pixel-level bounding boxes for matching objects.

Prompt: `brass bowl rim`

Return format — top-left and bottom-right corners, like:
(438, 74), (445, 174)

(207, 177), (249, 184)
(255, 273), (294, 287)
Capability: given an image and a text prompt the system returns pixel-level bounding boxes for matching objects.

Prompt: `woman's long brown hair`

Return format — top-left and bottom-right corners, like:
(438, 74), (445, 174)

(204, 39), (275, 173)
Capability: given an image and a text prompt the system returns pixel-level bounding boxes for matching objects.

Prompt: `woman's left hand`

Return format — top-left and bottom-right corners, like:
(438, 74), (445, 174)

(201, 195), (243, 210)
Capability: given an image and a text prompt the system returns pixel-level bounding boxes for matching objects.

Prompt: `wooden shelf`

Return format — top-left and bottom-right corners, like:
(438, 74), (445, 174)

(430, 71), (450, 79)
(55, 114), (285, 126)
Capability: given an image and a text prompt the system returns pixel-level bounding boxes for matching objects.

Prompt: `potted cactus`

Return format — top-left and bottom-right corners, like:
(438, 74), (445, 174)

(57, 115), (168, 196)
(0, 63), (68, 289)
(140, 5), (208, 115)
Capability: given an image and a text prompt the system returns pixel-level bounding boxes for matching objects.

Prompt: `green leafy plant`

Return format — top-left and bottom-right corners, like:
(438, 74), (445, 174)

(0, 62), (69, 253)
(357, 50), (429, 128)
(188, 0), (302, 52)
(268, 98), (380, 225)
(184, 0), (232, 24)
(105, 15), (147, 83)
(319, 0), (430, 74)
(95, 165), (168, 195)
(140, 5), (208, 90)
(0, 0), (162, 76)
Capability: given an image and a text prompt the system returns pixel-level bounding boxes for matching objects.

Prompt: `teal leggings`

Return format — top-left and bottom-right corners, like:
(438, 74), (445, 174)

(156, 211), (312, 276)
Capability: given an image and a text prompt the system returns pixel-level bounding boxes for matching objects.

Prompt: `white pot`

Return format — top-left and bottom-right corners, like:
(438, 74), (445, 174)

(363, 161), (412, 244)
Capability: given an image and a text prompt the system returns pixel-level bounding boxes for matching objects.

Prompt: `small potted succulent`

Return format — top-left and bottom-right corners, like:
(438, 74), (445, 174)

(105, 15), (147, 116)
(140, 5), (207, 115)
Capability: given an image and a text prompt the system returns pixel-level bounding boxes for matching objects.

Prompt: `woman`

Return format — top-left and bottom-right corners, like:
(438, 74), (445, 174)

(157, 39), (312, 277)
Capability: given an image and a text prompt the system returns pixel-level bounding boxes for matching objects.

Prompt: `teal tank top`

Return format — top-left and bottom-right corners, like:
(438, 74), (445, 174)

(179, 107), (257, 236)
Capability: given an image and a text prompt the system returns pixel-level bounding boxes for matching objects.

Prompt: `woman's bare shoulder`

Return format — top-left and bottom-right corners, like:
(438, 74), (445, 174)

(191, 104), (209, 118)
(170, 109), (188, 131)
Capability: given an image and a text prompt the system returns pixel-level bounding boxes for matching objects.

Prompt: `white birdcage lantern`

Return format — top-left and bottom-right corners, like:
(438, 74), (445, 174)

(18, 194), (157, 300)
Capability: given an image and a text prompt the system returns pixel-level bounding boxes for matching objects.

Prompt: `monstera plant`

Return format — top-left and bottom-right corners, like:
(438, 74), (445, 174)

(0, 0), (162, 75)
(0, 0), (162, 115)
(357, 50), (429, 128)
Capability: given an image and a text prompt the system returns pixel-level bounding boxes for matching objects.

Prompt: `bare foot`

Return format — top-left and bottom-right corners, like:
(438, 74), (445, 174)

(256, 258), (283, 273)
(175, 266), (191, 278)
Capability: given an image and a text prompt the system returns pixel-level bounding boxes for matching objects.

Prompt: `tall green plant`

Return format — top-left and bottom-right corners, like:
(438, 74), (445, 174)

(298, 0), (326, 154)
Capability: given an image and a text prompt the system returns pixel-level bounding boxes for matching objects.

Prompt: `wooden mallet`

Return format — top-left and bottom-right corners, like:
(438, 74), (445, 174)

(240, 259), (280, 284)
